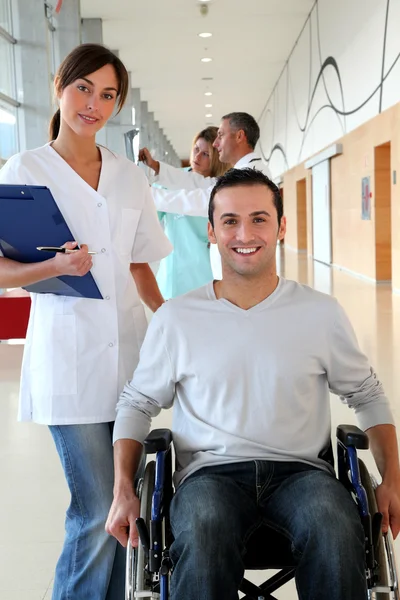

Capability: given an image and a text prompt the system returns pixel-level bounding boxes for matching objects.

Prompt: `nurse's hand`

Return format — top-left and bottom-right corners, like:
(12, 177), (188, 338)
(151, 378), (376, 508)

(106, 491), (141, 548)
(53, 242), (93, 277)
(139, 147), (160, 175)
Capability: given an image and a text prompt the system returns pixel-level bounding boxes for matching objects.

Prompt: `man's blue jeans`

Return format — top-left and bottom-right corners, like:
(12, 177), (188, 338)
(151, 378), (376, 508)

(49, 423), (125, 600)
(170, 461), (367, 600)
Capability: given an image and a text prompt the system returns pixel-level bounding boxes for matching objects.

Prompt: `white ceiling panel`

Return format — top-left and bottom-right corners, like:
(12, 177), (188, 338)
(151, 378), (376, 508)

(81, 0), (315, 157)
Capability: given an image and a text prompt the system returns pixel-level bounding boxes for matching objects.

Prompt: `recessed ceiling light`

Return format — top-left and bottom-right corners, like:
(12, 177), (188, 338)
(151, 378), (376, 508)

(205, 104), (212, 108)
(198, 32), (212, 38)
(204, 92), (212, 96)
(201, 57), (213, 63)
(205, 113), (213, 118)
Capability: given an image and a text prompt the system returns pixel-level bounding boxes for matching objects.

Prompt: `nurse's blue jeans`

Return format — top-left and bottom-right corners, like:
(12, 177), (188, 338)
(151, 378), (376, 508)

(49, 423), (124, 600)
(170, 461), (367, 600)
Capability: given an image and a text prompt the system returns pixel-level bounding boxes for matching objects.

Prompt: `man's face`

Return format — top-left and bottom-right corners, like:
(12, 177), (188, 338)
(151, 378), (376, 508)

(212, 119), (238, 164)
(208, 184), (286, 279)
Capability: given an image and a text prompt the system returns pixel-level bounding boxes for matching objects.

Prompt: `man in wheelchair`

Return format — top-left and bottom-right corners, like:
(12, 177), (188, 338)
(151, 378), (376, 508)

(107, 168), (400, 599)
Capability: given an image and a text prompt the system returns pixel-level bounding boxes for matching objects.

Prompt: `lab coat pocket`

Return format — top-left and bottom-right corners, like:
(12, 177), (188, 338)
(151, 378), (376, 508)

(51, 315), (78, 395)
(119, 209), (141, 257)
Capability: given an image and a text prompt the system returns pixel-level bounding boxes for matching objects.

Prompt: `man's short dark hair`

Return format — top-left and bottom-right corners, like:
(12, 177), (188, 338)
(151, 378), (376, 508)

(208, 168), (283, 229)
(222, 112), (260, 149)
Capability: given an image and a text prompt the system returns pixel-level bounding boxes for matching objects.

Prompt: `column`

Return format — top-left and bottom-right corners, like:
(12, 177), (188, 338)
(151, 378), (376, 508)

(140, 101), (149, 148)
(52, 0), (81, 66)
(81, 18), (103, 44)
(105, 73), (134, 155)
(131, 88), (141, 130)
(147, 111), (155, 153)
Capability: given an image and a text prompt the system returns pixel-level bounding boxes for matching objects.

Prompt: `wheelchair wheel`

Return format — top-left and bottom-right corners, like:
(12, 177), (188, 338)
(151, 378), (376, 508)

(125, 460), (156, 600)
(359, 460), (390, 599)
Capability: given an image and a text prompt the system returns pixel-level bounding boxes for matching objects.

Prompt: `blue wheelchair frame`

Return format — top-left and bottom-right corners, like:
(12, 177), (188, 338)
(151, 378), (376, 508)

(132, 424), (389, 600)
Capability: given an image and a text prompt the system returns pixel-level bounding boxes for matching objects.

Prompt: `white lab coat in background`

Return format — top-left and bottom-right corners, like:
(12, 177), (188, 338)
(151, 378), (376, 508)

(0, 144), (172, 424)
(152, 152), (271, 279)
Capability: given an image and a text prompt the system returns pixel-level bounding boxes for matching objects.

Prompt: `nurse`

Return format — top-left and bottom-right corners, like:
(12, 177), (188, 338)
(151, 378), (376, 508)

(153, 126), (230, 298)
(0, 44), (171, 600)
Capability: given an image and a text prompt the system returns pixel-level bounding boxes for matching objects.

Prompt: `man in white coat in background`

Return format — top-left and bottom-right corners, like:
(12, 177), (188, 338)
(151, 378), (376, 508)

(139, 112), (271, 279)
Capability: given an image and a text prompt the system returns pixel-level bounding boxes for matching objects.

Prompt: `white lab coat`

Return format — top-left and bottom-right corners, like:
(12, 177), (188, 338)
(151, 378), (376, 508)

(0, 144), (172, 424)
(152, 152), (271, 279)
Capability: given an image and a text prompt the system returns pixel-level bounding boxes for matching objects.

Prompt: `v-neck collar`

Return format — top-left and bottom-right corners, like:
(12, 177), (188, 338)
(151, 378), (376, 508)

(207, 277), (284, 314)
(46, 142), (105, 196)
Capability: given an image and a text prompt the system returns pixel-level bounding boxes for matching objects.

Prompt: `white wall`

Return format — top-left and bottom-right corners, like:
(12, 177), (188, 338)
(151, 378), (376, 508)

(258, 0), (400, 177)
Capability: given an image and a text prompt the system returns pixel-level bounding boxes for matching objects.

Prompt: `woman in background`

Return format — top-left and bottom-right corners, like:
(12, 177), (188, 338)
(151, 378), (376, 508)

(140, 127), (230, 298)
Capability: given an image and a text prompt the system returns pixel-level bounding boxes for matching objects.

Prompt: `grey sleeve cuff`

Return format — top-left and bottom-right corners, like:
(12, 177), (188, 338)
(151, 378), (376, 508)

(355, 402), (395, 431)
(113, 409), (152, 445)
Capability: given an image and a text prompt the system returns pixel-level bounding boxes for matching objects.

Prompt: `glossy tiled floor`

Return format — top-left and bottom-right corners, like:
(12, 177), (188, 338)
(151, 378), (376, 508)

(1, 248), (400, 599)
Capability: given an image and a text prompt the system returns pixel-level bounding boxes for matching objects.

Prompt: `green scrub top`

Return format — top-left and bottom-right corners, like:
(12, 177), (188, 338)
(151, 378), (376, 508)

(156, 211), (213, 299)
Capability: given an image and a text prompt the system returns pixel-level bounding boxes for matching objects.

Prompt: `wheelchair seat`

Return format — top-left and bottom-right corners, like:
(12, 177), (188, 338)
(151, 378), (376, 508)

(243, 523), (295, 570)
(127, 426), (398, 600)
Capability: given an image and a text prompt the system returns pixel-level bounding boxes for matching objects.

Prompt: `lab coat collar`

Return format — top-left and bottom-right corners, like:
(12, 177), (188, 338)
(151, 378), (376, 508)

(234, 152), (262, 169)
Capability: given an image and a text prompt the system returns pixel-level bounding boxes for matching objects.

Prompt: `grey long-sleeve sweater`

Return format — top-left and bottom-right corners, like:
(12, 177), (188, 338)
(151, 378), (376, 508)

(114, 278), (394, 485)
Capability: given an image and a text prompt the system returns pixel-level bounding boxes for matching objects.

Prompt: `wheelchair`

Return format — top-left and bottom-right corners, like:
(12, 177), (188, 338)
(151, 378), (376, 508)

(125, 425), (399, 600)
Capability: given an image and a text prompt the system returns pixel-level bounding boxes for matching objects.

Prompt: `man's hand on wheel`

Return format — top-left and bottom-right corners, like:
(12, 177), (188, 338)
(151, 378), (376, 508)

(106, 490), (141, 547)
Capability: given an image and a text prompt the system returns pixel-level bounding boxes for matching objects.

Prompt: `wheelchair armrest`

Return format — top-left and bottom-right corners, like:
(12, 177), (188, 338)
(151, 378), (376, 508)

(336, 424), (369, 450)
(144, 428), (173, 454)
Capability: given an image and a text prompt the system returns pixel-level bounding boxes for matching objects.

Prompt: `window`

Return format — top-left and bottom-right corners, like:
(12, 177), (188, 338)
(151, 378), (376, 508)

(0, 0), (12, 34)
(0, 102), (17, 159)
(0, 36), (15, 98)
(0, 0), (18, 161)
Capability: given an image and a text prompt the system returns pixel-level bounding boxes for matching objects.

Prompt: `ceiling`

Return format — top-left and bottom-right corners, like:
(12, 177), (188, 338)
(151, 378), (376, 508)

(80, 0), (315, 158)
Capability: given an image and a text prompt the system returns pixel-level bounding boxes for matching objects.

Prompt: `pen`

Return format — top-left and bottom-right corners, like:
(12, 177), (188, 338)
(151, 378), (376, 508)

(36, 246), (97, 255)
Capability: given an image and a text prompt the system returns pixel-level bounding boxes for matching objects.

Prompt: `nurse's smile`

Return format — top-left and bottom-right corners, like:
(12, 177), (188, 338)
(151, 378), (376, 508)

(78, 114), (99, 124)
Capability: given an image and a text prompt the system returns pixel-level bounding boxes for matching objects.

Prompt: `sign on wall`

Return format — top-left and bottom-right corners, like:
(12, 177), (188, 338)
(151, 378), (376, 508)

(361, 176), (371, 220)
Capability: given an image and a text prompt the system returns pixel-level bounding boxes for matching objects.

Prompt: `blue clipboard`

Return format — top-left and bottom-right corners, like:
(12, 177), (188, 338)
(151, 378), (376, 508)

(0, 184), (103, 299)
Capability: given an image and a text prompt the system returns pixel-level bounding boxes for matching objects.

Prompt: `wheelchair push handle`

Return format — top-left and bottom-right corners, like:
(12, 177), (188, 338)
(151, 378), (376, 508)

(144, 429), (173, 454)
(336, 424), (369, 450)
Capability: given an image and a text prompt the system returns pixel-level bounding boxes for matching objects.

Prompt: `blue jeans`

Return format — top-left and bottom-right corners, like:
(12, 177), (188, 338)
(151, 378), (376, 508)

(49, 423), (125, 600)
(170, 461), (367, 600)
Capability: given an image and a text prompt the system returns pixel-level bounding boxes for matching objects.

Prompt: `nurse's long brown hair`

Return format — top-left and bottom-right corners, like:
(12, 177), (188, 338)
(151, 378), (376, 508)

(49, 44), (129, 141)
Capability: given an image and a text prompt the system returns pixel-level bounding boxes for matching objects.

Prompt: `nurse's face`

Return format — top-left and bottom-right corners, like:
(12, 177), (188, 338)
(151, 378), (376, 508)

(57, 64), (119, 138)
(190, 138), (212, 177)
